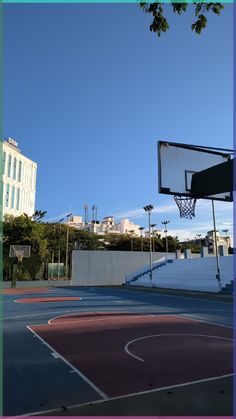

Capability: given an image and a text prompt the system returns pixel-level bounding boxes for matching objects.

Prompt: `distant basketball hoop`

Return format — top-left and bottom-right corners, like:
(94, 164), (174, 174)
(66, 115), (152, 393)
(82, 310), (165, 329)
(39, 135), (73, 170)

(9, 245), (31, 288)
(174, 196), (197, 219)
(9, 245), (31, 262)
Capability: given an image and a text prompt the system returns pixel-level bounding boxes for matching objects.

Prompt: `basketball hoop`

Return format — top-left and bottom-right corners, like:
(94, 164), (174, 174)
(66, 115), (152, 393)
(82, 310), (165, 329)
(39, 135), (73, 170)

(15, 251), (24, 263)
(9, 245), (31, 287)
(9, 245), (31, 261)
(174, 196), (197, 219)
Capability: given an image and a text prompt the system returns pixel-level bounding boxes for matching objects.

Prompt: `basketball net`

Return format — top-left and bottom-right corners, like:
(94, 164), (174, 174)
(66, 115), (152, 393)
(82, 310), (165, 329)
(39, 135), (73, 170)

(174, 196), (197, 219)
(15, 251), (24, 263)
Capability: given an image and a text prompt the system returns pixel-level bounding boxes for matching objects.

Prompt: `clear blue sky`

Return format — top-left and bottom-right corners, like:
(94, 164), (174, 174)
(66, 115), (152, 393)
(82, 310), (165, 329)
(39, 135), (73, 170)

(3, 4), (233, 241)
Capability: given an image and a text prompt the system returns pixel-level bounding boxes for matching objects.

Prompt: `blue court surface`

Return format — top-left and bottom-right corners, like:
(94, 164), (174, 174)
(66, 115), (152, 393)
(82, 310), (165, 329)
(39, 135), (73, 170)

(3, 286), (233, 416)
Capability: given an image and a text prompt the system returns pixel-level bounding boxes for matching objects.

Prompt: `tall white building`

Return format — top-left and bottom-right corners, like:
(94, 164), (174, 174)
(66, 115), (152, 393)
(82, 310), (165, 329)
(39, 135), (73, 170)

(2, 138), (37, 218)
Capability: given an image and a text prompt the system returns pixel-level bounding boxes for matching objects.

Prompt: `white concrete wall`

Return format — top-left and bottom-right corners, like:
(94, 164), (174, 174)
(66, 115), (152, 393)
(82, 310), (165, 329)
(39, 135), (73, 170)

(129, 256), (233, 293)
(71, 251), (175, 286)
(2, 280), (72, 289)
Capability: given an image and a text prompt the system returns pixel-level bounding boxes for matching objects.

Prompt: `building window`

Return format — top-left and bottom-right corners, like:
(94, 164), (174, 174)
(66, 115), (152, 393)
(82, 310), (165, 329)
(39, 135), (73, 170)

(3, 152), (6, 175)
(18, 161), (22, 182)
(8, 155), (12, 178)
(16, 188), (20, 211)
(11, 185), (15, 209)
(5, 184), (10, 207)
(13, 158), (17, 180)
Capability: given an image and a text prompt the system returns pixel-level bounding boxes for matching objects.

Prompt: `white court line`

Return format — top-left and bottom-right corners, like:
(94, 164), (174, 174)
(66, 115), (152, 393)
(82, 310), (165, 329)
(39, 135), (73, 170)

(127, 289), (233, 305)
(13, 298), (82, 304)
(48, 312), (153, 325)
(171, 314), (233, 329)
(124, 333), (233, 362)
(26, 325), (108, 400)
(3, 309), (84, 320)
(12, 372), (234, 417)
(143, 304), (232, 313)
(51, 352), (60, 359)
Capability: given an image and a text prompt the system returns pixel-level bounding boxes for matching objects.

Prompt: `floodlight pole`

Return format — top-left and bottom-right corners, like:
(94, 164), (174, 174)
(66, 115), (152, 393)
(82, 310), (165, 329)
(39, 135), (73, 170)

(139, 227), (144, 252)
(211, 200), (221, 291)
(130, 230), (135, 251)
(161, 220), (170, 254)
(57, 218), (64, 279)
(65, 213), (72, 279)
(151, 224), (156, 253)
(143, 205), (154, 285)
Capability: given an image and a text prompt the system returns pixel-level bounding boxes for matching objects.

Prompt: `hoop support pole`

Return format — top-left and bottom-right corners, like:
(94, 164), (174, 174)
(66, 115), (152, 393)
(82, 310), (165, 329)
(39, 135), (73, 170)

(212, 200), (222, 292)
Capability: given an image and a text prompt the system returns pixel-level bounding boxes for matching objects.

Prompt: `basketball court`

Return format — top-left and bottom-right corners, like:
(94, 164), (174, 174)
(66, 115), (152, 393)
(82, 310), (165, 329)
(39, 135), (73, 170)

(3, 285), (233, 416)
(3, 141), (234, 416)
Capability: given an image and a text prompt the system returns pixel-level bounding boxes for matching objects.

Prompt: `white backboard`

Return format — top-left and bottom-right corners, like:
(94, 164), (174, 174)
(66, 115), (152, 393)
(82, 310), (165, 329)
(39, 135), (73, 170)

(158, 141), (232, 202)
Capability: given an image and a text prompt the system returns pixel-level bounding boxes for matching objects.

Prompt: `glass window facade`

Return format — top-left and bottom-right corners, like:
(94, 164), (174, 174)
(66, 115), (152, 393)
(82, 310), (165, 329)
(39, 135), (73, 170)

(16, 188), (20, 211)
(18, 161), (22, 182)
(13, 158), (17, 180)
(8, 155), (12, 178)
(3, 152), (6, 175)
(11, 185), (15, 209)
(5, 184), (10, 207)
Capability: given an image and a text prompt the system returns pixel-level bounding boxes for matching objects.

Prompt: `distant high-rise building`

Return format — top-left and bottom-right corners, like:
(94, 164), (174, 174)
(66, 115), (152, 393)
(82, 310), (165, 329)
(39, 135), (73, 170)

(206, 230), (231, 253)
(2, 138), (37, 218)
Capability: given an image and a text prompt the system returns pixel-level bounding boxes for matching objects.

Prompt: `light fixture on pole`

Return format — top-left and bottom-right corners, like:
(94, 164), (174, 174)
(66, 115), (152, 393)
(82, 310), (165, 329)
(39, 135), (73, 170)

(143, 205), (154, 283)
(161, 220), (170, 254)
(195, 233), (202, 248)
(150, 224), (156, 253)
(65, 213), (72, 279)
(138, 227), (145, 252)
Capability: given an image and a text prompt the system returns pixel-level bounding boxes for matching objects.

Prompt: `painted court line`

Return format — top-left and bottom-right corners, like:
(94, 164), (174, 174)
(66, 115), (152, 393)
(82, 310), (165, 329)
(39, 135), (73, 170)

(171, 313), (233, 329)
(3, 308), (83, 320)
(15, 372), (234, 417)
(124, 333), (233, 362)
(128, 289), (233, 305)
(48, 312), (154, 325)
(26, 325), (108, 400)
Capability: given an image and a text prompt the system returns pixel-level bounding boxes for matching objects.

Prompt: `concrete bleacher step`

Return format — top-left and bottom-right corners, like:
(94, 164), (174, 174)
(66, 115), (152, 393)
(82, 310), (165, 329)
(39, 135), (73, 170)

(130, 256), (233, 293)
(220, 279), (234, 295)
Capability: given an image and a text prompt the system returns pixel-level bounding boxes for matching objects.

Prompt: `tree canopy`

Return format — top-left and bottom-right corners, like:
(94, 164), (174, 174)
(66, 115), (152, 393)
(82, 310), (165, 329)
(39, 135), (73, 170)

(3, 211), (183, 281)
(140, 2), (224, 37)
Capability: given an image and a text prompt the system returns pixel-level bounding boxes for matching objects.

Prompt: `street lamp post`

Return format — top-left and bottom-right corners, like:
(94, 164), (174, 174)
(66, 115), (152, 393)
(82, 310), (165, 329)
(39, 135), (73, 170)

(129, 230), (135, 251)
(150, 223), (157, 253)
(195, 233), (202, 250)
(57, 218), (64, 279)
(161, 220), (170, 254)
(143, 205), (154, 283)
(138, 227), (145, 252)
(65, 213), (72, 279)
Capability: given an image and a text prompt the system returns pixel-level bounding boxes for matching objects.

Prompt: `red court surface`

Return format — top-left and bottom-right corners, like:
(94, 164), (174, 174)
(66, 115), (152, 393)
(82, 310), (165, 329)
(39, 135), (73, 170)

(28, 313), (233, 398)
(15, 296), (82, 303)
(2, 287), (52, 295)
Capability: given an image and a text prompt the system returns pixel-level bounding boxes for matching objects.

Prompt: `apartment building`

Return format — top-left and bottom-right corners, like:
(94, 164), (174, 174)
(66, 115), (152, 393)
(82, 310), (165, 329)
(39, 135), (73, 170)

(2, 138), (37, 217)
